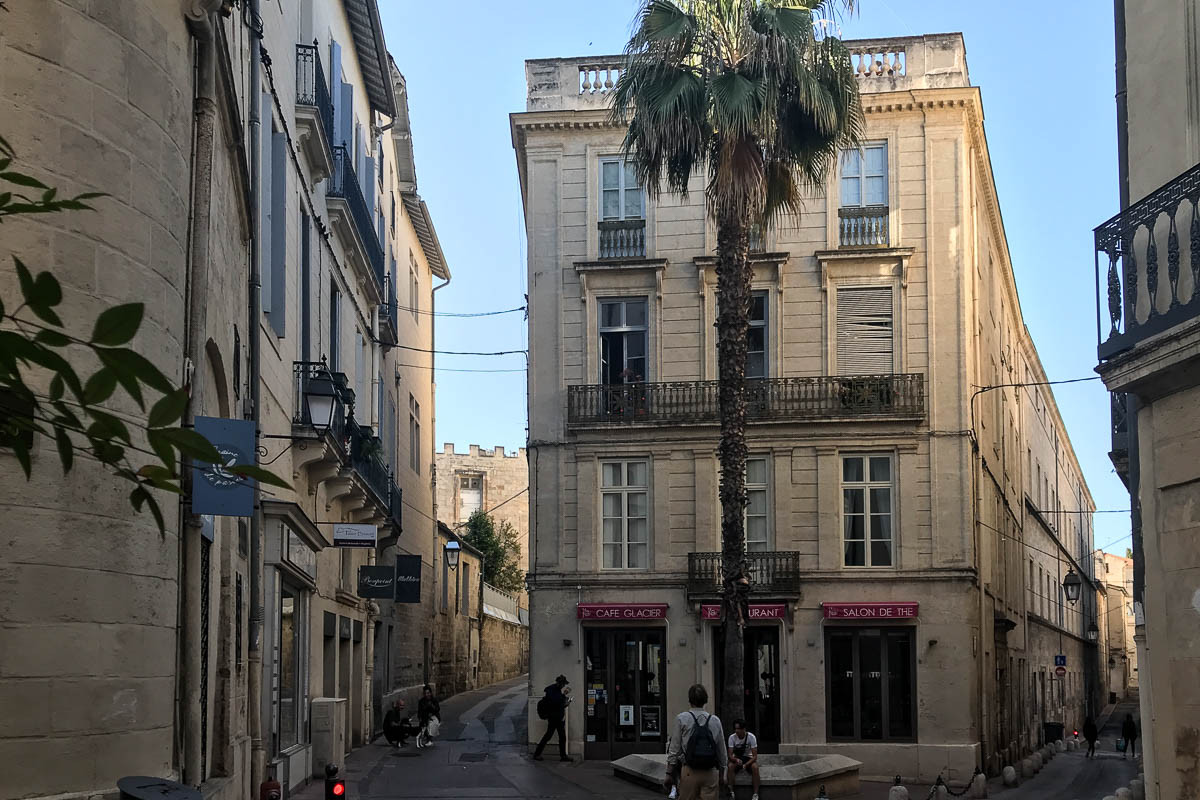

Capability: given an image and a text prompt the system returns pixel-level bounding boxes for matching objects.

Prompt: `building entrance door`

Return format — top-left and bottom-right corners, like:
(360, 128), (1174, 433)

(583, 628), (666, 760)
(714, 625), (781, 753)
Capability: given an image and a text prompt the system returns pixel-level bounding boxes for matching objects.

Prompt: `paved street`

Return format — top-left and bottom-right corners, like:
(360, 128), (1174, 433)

(290, 678), (1141, 800)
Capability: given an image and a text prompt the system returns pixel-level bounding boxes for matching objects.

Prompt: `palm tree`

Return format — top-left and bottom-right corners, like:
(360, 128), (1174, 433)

(612, 0), (862, 722)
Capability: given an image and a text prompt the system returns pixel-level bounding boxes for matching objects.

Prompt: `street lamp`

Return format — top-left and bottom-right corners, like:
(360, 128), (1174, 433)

(1062, 568), (1082, 605)
(1087, 621), (1100, 642)
(444, 540), (461, 571)
(304, 370), (339, 433)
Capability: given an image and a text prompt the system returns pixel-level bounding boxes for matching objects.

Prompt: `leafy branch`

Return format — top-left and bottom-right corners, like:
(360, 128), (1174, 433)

(0, 133), (288, 534)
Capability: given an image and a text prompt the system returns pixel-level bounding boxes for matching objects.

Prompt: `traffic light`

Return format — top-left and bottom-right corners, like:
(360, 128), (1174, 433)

(324, 764), (346, 800)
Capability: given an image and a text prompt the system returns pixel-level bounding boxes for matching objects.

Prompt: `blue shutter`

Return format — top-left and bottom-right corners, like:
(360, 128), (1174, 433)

(365, 155), (376, 216)
(338, 83), (353, 150)
(329, 39), (343, 136)
(260, 92), (273, 314)
(270, 131), (288, 337)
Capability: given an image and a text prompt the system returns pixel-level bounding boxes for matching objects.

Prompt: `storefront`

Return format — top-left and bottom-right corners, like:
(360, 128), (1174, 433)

(578, 603), (668, 760)
(706, 603), (786, 752)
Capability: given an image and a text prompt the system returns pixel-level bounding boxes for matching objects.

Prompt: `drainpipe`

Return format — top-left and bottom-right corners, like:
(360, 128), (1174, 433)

(245, 0), (267, 790)
(181, 0), (223, 787)
(431, 273), (450, 671)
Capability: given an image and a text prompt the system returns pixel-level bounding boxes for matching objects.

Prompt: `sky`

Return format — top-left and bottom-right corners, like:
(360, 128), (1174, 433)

(377, 1), (1132, 555)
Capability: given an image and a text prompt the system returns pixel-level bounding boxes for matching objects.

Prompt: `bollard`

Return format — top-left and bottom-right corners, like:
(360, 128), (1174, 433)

(1129, 778), (1145, 800)
(1032, 752), (1043, 772)
(1002, 765), (1018, 787)
(968, 770), (988, 798)
(1115, 789), (1132, 800)
(1056, 739), (1066, 753)
(887, 786), (910, 800)
(1021, 758), (1036, 779)
(1067, 740), (1077, 752)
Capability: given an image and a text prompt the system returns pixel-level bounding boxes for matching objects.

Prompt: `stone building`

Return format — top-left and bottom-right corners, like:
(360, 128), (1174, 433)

(1101, 553), (1136, 700)
(1094, 1), (1200, 794)
(436, 443), (530, 593)
(0, 2), (459, 799)
(513, 33), (1096, 783)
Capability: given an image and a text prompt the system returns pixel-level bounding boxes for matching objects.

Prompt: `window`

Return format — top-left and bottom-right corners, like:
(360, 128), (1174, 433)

(840, 143), (888, 208)
(745, 457), (770, 551)
(329, 282), (340, 372)
(826, 627), (915, 741)
(842, 455), (893, 567)
(748, 291), (768, 379)
(409, 395), (421, 474)
(277, 584), (305, 752)
(390, 191), (396, 231)
(601, 461), (649, 569)
(409, 251), (419, 320)
(599, 298), (648, 384)
(261, 106), (288, 337)
(836, 286), (893, 374)
(440, 555), (449, 613)
(599, 158), (643, 220)
(461, 562), (471, 616)
(459, 475), (483, 521)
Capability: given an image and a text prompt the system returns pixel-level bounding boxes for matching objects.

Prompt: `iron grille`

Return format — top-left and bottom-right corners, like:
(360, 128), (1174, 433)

(687, 551), (801, 597)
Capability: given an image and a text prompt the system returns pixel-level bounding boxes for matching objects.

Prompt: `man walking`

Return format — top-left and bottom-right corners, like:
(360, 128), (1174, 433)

(1121, 713), (1139, 758)
(533, 674), (571, 761)
(665, 684), (727, 800)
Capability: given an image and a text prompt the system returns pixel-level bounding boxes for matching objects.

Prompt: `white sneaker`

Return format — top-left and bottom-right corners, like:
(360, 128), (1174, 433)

(667, 787), (677, 799)
(752, 794), (759, 800)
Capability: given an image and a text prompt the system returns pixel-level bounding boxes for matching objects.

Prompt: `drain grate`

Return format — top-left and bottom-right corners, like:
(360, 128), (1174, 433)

(459, 753), (488, 763)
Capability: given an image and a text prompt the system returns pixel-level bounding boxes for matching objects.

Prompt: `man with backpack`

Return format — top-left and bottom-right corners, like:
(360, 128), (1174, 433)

(532, 674), (572, 761)
(665, 684), (727, 800)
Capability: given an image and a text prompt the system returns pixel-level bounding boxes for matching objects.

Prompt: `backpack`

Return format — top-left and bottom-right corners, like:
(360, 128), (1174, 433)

(684, 712), (719, 770)
(536, 695), (551, 720)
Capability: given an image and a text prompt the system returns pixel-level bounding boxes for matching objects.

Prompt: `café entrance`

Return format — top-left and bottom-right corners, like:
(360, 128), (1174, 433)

(583, 628), (667, 760)
(713, 625), (781, 753)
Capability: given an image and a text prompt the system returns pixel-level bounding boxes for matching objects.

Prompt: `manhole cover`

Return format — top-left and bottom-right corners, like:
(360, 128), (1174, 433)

(459, 753), (488, 763)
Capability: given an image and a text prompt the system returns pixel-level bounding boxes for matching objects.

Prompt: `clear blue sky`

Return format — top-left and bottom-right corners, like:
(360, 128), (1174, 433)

(378, 1), (1131, 555)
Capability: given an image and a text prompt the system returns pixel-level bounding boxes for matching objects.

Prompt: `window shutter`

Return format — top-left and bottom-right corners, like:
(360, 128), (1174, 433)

(338, 83), (353, 149)
(836, 286), (894, 374)
(260, 92), (273, 315)
(270, 131), (288, 337)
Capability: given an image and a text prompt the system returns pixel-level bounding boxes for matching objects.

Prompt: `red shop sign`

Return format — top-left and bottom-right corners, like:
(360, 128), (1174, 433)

(577, 603), (668, 620)
(700, 603), (787, 620)
(823, 602), (918, 619)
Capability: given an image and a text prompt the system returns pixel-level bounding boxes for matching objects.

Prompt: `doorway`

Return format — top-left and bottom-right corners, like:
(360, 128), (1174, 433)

(583, 628), (666, 760)
(713, 625), (781, 753)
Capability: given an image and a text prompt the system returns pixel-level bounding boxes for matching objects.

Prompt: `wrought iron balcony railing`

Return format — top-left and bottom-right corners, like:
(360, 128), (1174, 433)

(567, 373), (924, 426)
(378, 274), (398, 346)
(1096, 161), (1200, 360)
(292, 360), (349, 448)
(839, 206), (889, 247)
(598, 218), (646, 259)
(329, 145), (386, 293)
(388, 478), (403, 530)
(347, 418), (391, 507)
(687, 551), (801, 597)
(295, 43), (334, 148)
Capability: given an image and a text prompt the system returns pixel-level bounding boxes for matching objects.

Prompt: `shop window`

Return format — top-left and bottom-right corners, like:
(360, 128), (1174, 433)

(842, 454), (894, 567)
(826, 627), (915, 741)
(601, 460), (649, 569)
(277, 584), (305, 752)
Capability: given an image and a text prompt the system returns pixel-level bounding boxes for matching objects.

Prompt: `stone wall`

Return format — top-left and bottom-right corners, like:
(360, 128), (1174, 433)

(478, 615), (530, 688)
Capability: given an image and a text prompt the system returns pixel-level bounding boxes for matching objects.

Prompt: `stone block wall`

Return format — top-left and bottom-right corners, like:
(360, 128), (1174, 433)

(436, 444), (529, 582)
(478, 615), (530, 688)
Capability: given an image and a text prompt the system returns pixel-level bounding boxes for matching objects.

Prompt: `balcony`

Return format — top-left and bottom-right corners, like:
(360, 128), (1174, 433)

(387, 478), (403, 532)
(347, 418), (391, 507)
(378, 274), (398, 346)
(295, 43), (335, 180)
(328, 145), (386, 298)
(293, 360), (350, 447)
(1095, 161), (1200, 361)
(566, 374), (924, 427)
(838, 206), (889, 248)
(1110, 391), (1129, 485)
(687, 551), (801, 598)
(598, 219), (646, 259)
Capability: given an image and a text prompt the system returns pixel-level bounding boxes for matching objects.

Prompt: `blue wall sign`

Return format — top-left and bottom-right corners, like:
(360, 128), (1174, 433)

(1054, 655), (1067, 667)
(192, 416), (256, 517)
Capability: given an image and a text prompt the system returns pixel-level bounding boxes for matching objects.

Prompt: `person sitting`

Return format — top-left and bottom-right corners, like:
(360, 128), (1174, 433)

(726, 719), (760, 800)
(383, 698), (417, 747)
(416, 684), (442, 747)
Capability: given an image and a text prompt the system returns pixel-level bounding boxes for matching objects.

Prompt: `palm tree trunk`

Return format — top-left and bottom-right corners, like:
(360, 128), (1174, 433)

(715, 211), (752, 725)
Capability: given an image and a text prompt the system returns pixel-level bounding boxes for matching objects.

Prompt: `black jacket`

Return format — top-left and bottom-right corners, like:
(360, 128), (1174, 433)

(542, 684), (567, 720)
(383, 708), (407, 730)
(1122, 718), (1138, 740)
(418, 696), (441, 724)
(1083, 720), (1098, 741)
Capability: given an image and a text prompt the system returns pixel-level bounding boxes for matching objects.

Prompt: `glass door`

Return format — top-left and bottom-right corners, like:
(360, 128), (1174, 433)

(713, 625), (781, 753)
(584, 629), (666, 760)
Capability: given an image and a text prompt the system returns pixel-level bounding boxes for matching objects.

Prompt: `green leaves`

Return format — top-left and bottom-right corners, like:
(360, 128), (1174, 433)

(0, 135), (287, 537)
(90, 303), (143, 346)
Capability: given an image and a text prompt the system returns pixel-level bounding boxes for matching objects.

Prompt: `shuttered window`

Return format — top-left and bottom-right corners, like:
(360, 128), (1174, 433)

(836, 286), (894, 374)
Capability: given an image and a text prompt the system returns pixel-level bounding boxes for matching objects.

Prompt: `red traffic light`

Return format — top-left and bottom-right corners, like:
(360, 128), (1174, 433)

(1073, 729), (1079, 737)
(332, 783), (345, 797)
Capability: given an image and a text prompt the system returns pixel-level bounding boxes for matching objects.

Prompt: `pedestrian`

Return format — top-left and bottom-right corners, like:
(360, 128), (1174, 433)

(416, 684), (441, 748)
(383, 699), (416, 748)
(725, 719), (760, 800)
(1121, 713), (1139, 759)
(532, 674), (571, 762)
(665, 684), (726, 800)
(1083, 716), (1098, 759)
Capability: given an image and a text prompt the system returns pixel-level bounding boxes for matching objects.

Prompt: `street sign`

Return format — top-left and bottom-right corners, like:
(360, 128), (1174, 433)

(1054, 654), (1067, 666)
(1055, 666), (1067, 677)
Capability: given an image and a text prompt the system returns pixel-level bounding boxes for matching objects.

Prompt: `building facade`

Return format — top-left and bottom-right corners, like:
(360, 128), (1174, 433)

(514, 33), (1097, 784)
(1095, 1), (1200, 796)
(0, 2), (457, 799)
(1101, 553), (1136, 700)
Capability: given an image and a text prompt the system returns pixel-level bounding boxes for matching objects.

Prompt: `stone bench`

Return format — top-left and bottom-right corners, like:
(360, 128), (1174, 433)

(612, 753), (862, 800)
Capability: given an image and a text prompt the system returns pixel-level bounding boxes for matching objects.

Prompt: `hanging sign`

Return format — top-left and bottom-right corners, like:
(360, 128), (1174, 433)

(357, 565), (395, 599)
(394, 555), (422, 603)
(822, 602), (918, 619)
(577, 603), (668, 620)
(333, 523), (377, 548)
(701, 603), (787, 620)
(191, 416), (255, 517)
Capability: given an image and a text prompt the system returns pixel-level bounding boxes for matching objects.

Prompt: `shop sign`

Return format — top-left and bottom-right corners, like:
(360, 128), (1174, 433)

(700, 603), (787, 620)
(192, 416), (255, 517)
(357, 565), (395, 599)
(641, 706), (660, 736)
(577, 603), (668, 620)
(333, 523), (377, 548)
(395, 555), (422, 603)
(822, 602), (918, 619)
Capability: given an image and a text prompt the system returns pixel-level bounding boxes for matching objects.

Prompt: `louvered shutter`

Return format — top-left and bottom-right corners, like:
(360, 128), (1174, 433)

(836, 286), (894, 374)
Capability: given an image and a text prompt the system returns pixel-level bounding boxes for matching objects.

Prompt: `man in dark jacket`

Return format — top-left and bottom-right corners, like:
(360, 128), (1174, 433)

(1121, 713), (1139, 758)
(1082, 716), (1098, 758)
(533, 675), (571, 761)
(383, 699), (416, 747)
